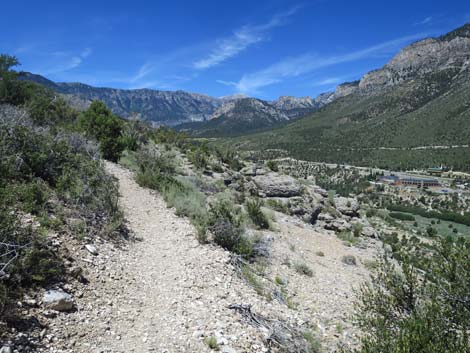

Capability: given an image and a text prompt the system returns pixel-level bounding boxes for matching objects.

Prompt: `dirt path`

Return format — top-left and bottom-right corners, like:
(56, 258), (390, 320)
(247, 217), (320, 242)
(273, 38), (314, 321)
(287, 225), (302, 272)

(50, 162), (375, 353)
(65, 162), (274, 353)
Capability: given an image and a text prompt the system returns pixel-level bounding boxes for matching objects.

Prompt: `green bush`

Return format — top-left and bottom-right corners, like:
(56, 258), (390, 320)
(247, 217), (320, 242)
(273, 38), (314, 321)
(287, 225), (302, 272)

(214, 147), (244, 171)
(266, 160), (279, 172)
(134, 145), (179, 191)
(187, 148), (208, 170)
(246, 199), (270, 229)
(349, 236), (470, 353)
(206, 200), (256, 258)
(0, 118), (123, 294)
(266, 199), (290, 214)
(352, 223), (364, 237)
(79, 100), (125, 162)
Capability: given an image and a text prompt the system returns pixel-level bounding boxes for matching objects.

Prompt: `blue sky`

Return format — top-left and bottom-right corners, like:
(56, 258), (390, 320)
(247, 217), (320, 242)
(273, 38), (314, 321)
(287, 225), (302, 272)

(1, 0), (469, 99)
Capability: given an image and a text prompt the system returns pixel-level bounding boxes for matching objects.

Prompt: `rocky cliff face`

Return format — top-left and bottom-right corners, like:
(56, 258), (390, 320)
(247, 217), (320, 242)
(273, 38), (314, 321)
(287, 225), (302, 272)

(22, 74), (328, 127)
(359, 24), (470, 90)
(333, 81), (360, 98)
(210, 98), (289, 123)
(55, 83), (222, 126)
(271, 96), (321, 118)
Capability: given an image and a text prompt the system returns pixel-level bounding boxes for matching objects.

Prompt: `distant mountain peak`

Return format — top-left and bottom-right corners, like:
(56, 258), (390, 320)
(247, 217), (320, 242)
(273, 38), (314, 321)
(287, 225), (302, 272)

(440, 23), (470, 41)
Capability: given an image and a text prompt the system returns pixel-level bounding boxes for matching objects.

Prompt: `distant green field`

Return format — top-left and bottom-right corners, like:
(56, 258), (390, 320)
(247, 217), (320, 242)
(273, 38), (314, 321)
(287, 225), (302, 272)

(400, 213), (470, 239)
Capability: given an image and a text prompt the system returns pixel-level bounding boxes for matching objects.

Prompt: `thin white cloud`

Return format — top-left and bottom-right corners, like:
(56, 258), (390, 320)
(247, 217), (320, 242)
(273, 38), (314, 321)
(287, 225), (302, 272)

(80, 47), (92, 58)
(43, 48), (93, 75)
(193, 6), (301, 70)
(216, 79), (237, 86)
(130, 62), (154, 83)
(414, 16), (433, 26)
(313, 77), (343, 86)
(230, 33), (427, 94)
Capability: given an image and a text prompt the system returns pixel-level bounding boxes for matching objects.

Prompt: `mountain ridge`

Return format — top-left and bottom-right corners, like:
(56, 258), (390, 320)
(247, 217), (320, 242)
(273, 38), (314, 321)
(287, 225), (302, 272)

(219, 23), (470, 171)
(20, 73), (327, 127)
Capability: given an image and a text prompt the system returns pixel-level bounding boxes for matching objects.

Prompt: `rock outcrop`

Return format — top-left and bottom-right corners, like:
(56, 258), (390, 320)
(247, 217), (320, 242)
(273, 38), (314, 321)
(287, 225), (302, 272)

(253, 173), (303, 197)
(334, 197), (360, 217)
(359, 24), (470, 90)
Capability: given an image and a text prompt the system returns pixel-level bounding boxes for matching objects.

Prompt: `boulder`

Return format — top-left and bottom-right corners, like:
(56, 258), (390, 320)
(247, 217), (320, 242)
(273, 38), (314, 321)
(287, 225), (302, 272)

(240, 165), (257, 176)
(43, 290), (74, 312)
(253, 173), (302, 197)
(318, 213), (336, 222)
(324, 218), (352, 232)
(312, 186), (328, 197)
(334, 197), (360, 216)
(361, 226), (378, 238)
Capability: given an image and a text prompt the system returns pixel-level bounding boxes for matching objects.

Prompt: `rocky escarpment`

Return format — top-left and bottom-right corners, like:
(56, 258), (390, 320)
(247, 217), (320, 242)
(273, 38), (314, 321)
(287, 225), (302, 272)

(333, 81), (360, 98)
(209, 98), (289, 122)
(59, 84), (222, 126)
(320, 24), (470, 98)
(271, 96), (321, 118)
(21, 74), (327, 128)
(359, 24), (470, 90)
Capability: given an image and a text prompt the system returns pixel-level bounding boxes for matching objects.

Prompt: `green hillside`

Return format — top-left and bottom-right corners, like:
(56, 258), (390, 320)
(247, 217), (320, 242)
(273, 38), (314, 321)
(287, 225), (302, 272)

(223, 68), (470, 171)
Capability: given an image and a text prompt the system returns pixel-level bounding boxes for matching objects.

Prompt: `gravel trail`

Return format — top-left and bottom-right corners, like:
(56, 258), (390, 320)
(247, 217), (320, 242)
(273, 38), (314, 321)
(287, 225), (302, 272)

(69, 162), (267, 353)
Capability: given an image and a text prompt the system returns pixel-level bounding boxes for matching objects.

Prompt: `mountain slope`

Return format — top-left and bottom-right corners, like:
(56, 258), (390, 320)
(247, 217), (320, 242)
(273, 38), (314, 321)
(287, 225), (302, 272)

(21, 75), (324, 127)
(58, 83), (222, 126)
(224, 24), (470, 171)
(177, 98), (292, 137)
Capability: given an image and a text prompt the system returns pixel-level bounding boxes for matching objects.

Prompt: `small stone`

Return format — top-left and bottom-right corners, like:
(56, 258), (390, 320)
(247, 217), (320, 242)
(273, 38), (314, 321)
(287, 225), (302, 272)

(192, 330), (204, 338)
(43, 290), (74, 312)
(85, 244), (98, 256)
(341, 255), (357, 266)
(0, 346), (12, 353)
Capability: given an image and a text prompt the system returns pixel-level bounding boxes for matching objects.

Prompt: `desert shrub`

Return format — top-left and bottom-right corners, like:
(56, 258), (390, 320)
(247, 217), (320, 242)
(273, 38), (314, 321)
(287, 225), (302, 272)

(0, 55), (27, 105)
(187, 147), (208, 170)
(206, 200), (256, 258)
(337, 231), (360, 246)
(214, 147), (244, 171)
(246, 199), (270, 229)
(352, 223), (364, 237)
(0, 206), (65, 290)
(348, 236), (470, 353)
(426, 225), (438, 237)
(303, 330), (323, 353)
(79, 100), (125, 162)
(27, 93), (78, 125)
(120, 117), (151, 151)
(162, 177), (208, 224)
(266, 160), (279, 172)
(294, 262), (313, 277)
(204, 336), (219, 350)
(266, 199), (290, 214)
(153, 126), (188, 148)
(135, 145), (179, 191)
(0, 59), (126, 324)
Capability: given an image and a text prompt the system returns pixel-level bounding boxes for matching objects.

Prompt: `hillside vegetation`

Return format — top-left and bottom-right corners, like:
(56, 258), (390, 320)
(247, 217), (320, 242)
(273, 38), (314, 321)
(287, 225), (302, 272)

(0, 55), (132, 331)
(217, 25), (470, 171)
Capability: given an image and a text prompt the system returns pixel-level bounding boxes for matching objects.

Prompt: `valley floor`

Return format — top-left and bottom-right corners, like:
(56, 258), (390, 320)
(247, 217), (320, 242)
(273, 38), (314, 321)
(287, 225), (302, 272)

(46, 163), (378, 353)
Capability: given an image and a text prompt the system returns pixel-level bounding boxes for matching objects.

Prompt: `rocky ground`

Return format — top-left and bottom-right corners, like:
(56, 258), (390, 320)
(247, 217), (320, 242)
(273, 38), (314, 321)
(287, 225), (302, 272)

(2, 162), (379, 353)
